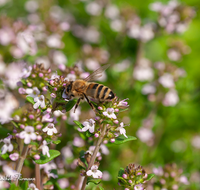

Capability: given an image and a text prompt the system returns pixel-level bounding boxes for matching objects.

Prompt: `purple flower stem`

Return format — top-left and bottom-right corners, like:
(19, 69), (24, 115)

(81, 124), (107, 190)
(13, 145), (30, 186)
(35, 163), (42, 190)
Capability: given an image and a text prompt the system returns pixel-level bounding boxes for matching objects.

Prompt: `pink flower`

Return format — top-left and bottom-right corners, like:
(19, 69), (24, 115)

(73, 137), (85, 147)
(136, 127), (154, 143)
(42, 113), (54, 123)
(86, 165), (102, 179)
(42, 123), (57, 136)
(58, 178), (69, 189)
(179, 175), (189, 185)
(82, 119), (95, 133)
(1, 137), (13, 154)
(39, 140), (50, 157)
(118, 98), (129, 107)
(103, 108), (117, 119)
(9, 153), (19, 161)
(116, 122), (128, 138)
(19, 126), (37, 144)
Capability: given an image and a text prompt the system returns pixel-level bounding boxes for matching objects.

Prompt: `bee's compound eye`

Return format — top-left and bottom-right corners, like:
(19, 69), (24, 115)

(108, 91), (115, 99)
(66, 84), (71, 93)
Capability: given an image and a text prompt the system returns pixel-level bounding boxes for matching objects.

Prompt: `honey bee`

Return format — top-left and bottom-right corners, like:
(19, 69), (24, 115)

(64, 64), (115, 112)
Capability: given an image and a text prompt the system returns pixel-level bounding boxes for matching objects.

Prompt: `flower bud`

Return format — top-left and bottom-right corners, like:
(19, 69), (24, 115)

(110, 138), (115, 143)
(39, 73), (43, 77)
(36, 125), (42, 129)
(34, 154), (40, 160)
(27, 82), (32, 87)
(94, 133), (99, 138)
(122, 174), (127, 179)
(37, 135), (42, 141)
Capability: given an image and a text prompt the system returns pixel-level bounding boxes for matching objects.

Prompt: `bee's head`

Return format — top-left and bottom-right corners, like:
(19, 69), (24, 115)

(63, 81), (74, 99)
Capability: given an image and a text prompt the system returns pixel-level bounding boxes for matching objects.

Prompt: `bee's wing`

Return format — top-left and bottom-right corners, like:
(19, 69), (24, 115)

(84, 64), (110, 82)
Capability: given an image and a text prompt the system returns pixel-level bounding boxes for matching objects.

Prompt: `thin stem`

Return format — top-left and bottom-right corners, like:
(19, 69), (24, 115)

(81, 125), (107, 190)
(14, 145), (29, 186)
(35, 163), (42, 190)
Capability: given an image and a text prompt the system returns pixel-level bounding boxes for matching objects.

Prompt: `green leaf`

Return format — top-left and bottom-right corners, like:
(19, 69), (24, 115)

(119, 108), (129, 112)
(98, 186), (104, 190)
(74, 120), (84, 129)
(145, 173), (155, 181)
(26, 96), (35, 105)
(11, 121), (19, 128)
(118, 168), (125, 177)
(65, 99), (77, 112)
(21, 79), (26, 85)
(35, 150), (60, 164)
(117, 177), (128, 186)
(9, 183), (20, 190)
(52, 140), (61, 144)
(101, 120), (113, 125)
(1, 152), (9, 160)
(20, 181), (28, 190)
(87, 177), (101, 185)
(113, 135), (137, 145)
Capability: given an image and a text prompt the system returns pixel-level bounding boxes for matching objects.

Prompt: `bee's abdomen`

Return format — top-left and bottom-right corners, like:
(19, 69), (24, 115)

(86, 83), (115, 101)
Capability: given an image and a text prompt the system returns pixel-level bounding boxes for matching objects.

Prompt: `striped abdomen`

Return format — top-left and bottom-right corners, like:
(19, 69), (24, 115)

(86, 83), (115, 101)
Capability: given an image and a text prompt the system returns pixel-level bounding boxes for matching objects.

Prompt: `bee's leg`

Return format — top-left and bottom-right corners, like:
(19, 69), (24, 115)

(74, 98), (82, 113)
(83, 93), (96, 112)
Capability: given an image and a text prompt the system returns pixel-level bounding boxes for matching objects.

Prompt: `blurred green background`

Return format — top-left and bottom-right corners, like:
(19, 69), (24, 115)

(0, 0), (200, 189)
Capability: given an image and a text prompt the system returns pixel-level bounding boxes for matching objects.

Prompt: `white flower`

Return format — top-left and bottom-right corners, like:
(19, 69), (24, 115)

(103, 108), (117, 119)
(105, 5), (119, 20)
(86, 2), (102, 16)
(39, 140), (50, 157)
(42, 123), (57, 136)
(136, 127), (154, 143)
(1, 137), (13, 154)
(82, 119), (95, 133)
(100, 144), (109, 155)
(134, 184), (144, 190)
(142, 84), (156, 95)
(25, 0), (39, 13)
(33, 95), (45, 109)
(53, 51), (67, 65)
(28, 183), (39, 190)
(162, 89), (179, 106)
(86, 165), (102, 178)
(26, 87), (40, 98)
(16, 30), (37, 55)
(21, 66), (32, 78)
(158, 73), (174, 88)
(46, 34), (62, 48)
(133, 60), (154, 81)
(19, 126), (37, 144)
(116, 122), (128, 138)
